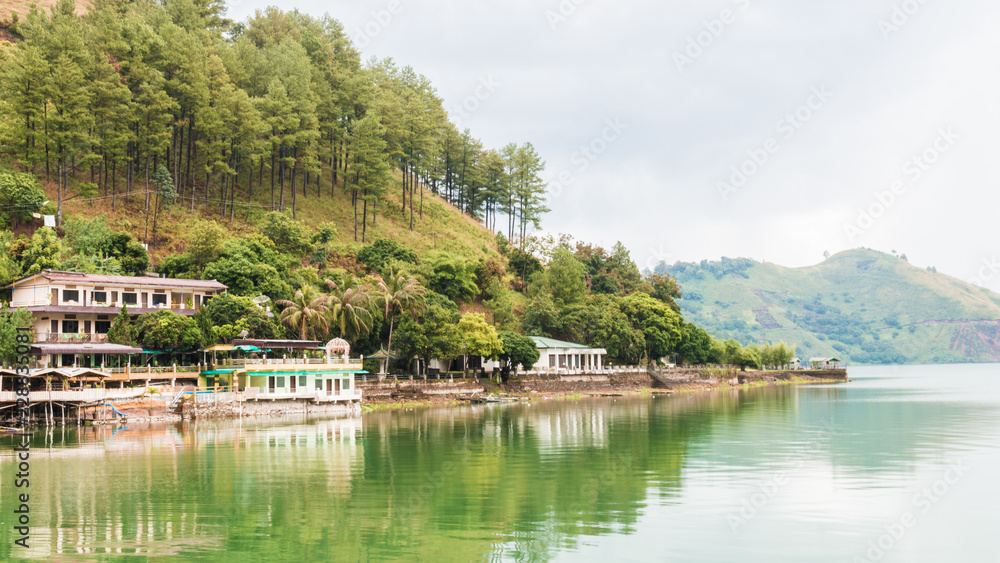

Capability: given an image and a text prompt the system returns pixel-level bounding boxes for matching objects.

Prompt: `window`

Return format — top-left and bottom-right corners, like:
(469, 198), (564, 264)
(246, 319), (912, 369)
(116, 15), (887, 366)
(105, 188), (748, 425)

(62, 320), (79, 334)
(123, 293), (137, 305)
(549, 355), (556, 368)
(315, 379), (323, 390)
(92, 291), (107, 304)
(95, 321), (111, 334)
(63, 290), (80, 303)
(299, 376), (307, 388)
(152, 294), (167, 306)
(275, 376), (285, 388)
(343, 378), (351, 390)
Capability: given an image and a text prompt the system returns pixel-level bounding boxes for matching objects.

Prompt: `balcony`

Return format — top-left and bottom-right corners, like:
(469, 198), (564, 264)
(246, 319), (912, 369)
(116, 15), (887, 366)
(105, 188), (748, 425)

(243, 387), (363, 402)
(216, 357), (365, 369)
(39, 332), (110, 343)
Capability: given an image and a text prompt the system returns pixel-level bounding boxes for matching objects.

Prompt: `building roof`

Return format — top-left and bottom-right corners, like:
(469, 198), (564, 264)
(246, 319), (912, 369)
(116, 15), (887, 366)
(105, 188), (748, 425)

(232, 338), (321, 350)
(528, 336), (592, 350)
(31, 343), (145, 355)
(24, 305), (196, 316)
(808, 357), (840, 362)
(8, 270), (227, 291)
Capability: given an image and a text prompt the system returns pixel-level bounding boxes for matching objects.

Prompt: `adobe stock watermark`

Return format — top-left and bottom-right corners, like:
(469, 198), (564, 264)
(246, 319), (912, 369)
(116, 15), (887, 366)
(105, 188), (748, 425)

(353, 1), (403, 49)
(843, 127), (958, 243)
(396, 448), (471, 525)
(546, 117), (628, 200)
(451, 75), (501, 129)
(728, 417), (837, 533)
(726, 472), (790, 533)
(673, 0), (753, 72)
(545, 0), (591, 31)
(578, 451), (634, 498)
(852, 459), (968, 563)
(644, 247), (673, 273)
(878, 0), (933, 41)
(717, 85), (834, 202)
(11, 326), (32, 550)
(968, 256), (1000, 288)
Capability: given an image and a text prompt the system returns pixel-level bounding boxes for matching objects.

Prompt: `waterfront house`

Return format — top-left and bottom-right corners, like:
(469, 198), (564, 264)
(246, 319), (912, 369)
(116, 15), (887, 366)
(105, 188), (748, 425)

(526, 336), (608, 372)
(809, 357), (841, 369)
(5, 269), (228, 371)
(432, 336), (608, 375)
(214, 338), (365, 404)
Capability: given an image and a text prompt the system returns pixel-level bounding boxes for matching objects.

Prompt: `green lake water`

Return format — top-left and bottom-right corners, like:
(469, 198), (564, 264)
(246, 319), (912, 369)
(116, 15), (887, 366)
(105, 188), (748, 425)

(2, 364), (999, 561)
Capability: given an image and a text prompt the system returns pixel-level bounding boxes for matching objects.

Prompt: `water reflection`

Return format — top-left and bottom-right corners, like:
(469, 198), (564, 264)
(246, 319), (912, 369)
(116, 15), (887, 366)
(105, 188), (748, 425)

(0, 365), (998, 562)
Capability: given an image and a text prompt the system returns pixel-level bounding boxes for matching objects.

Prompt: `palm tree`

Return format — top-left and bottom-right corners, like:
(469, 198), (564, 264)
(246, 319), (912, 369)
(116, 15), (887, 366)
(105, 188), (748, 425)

(275, 285), (330, 340)
(373, 272), (426, 356)
(325, 280), (375, 342)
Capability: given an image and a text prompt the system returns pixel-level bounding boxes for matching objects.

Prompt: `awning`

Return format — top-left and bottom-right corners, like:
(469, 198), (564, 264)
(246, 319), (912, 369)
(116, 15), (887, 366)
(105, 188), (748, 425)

(203, 344), (235, 352)
(233, 345), (262, 352)
(244, 370), (368, 376)
(232, 338), (320, 350)
(26, 367), (109, 379)
(31, 343), (144, 355)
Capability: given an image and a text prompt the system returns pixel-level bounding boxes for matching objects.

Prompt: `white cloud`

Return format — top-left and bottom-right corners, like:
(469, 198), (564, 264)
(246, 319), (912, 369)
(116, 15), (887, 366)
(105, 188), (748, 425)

(229, 0), (1000, 289)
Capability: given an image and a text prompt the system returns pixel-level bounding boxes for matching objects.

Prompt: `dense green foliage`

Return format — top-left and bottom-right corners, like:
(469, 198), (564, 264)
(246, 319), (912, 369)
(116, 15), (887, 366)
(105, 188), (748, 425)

(106, 303), (137, 346)
(0, 305), (34, 367)
(357, 238), (417, 272)
(0, 0), (550, 244)
(0, 0), (763, 375)
(0, 167), (45, 227)
(135, 310), (205, 351)
(498, 331), (540, 380)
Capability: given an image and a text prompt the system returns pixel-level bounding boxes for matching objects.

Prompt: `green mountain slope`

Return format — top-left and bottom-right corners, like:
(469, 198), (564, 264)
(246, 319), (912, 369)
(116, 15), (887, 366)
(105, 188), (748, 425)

(665, 249), (1000, 365)
(49, 168), (501, 268)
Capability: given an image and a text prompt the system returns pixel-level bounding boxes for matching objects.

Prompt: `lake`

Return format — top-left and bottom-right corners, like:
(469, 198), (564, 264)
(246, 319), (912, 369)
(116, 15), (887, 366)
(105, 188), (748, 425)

(2, 364), (999, 561)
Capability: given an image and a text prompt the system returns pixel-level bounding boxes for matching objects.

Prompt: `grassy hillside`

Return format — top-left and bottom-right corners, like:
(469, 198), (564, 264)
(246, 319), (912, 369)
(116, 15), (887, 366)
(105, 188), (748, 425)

(44, 169), (501, 270)
(1, 0), (90, 24)
(667, 249), (1000, 364)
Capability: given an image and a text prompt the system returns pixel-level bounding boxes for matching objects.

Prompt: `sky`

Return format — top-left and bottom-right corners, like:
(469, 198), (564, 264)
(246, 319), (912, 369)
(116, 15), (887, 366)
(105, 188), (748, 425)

(227, 0), (1000, 290)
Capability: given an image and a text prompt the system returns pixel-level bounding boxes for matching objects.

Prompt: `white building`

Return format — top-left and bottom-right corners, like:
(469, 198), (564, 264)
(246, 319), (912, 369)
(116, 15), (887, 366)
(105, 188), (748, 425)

(6, 269), (227, 369)
(526, 337), (607, 372)
(428, 336), (608, 375)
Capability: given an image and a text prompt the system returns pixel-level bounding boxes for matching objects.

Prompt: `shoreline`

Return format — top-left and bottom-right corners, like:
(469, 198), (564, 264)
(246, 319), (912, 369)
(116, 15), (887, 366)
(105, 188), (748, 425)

(19, 368), (848, 425)
(360, 369), (847, 410)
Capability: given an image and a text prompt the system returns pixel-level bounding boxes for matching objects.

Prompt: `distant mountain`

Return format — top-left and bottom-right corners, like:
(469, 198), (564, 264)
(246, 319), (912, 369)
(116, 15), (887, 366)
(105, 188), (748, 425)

(662, 249), (1000, 365)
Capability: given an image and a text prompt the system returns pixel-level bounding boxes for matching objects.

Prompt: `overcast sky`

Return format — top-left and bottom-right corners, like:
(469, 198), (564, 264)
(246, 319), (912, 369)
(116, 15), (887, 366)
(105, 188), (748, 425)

(228, 0), (1000, 290)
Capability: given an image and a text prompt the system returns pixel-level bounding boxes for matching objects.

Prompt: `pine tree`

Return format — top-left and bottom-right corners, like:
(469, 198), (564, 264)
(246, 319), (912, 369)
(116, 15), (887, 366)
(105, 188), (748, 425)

(348, 114), (391, 242)
(107, 303), (137, 346)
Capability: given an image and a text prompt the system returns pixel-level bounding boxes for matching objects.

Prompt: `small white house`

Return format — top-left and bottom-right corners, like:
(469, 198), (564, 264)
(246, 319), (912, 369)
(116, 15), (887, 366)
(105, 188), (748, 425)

(525, 337), (607, 372)
(429, 336), (608, 374)
(809, 357), (841, 369)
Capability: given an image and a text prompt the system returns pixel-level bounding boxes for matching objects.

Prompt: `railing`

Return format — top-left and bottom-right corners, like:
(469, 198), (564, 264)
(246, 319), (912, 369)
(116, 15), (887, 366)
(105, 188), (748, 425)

(0, 388), (148, 402)
(39, 332), (109, 343)
(243, 387), (363, 401)
(521, 366), (647, 377)
(129, 365), (201, 374)
(20, 300), (201, 311)
(224, 357), (363, 367)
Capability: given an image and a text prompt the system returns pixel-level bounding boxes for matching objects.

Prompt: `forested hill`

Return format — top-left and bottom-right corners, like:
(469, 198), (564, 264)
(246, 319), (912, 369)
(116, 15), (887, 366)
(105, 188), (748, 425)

(2, 0), (741, 375)
(0, 0), (548, 261)
(661, 249), (1000, 365)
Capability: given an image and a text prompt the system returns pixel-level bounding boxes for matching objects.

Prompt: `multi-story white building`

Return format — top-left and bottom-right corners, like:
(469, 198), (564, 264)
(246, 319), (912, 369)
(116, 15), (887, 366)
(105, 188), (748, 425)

(6, 269), (228, 369)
